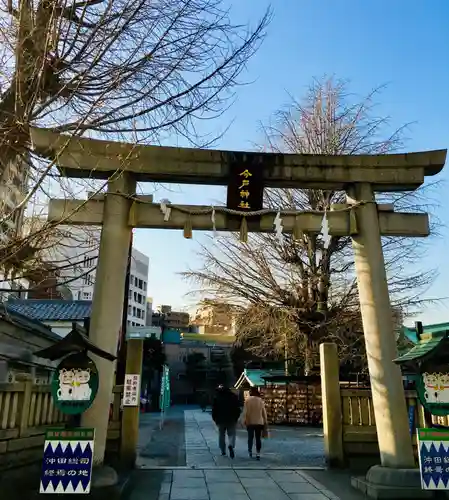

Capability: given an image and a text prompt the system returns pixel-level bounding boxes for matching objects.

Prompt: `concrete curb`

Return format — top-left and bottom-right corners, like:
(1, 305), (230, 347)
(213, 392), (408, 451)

(351, 475), (434, 499)
(299, 471), (342, 500)
(137, 465), (327, 470)
(116, 474), (134, 499)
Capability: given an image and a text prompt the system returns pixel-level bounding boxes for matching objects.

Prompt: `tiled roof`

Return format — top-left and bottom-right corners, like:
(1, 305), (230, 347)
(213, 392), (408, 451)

(401, 322), (449, 344)
(235, 368), (285, 389)
(6, 300), (92, 322)
(244, 369), (287, 387)
(0, 304), (60, 342)
(394, 333), (445, 363)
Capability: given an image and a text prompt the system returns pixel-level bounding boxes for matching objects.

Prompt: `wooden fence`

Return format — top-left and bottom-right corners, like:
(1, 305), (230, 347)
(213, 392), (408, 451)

(340, 388), (425, 459)
(320, 342), (440, 467)
(0, 375), (124, 472)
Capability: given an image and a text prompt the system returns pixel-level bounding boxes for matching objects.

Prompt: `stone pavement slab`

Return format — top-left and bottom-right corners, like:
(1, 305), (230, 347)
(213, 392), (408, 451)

(173, 477), (207, 488)
(288, 496), (330, 500)
(278, 481), (322, 494)
(209, 494), (249, 500)
(173, 470), (205, 479)
(235, 469), (271, 478)
(207, 482), (247, 494)
(239, 476), (280, 488)
(245, 489), (290, 500)
(268, 470), (309, 482)
(170, 488), (209, 500)
(126, 468), (341, 500)
(204, 470), (239, 482)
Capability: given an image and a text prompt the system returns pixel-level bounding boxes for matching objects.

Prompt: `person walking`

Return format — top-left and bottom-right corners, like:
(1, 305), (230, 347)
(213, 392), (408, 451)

(242, 387), (268, 460)
(211, 384), (241, 458)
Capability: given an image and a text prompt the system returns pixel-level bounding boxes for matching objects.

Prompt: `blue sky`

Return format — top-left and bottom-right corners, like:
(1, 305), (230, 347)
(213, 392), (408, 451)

(132, 0), (449, 325)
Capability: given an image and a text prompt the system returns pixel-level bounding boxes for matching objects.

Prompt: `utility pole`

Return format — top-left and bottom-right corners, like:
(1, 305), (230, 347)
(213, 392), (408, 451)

(115, 232), (133, 385)
(284, 330), (288, 376)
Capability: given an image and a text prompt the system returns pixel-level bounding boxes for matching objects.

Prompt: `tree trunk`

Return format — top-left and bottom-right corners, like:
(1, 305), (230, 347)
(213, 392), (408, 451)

(304, 338), (314, 376)
(284, 331), (288, 375)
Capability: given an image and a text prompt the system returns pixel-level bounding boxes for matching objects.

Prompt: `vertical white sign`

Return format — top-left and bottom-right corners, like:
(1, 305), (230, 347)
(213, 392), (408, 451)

(123, 374), (140, 407)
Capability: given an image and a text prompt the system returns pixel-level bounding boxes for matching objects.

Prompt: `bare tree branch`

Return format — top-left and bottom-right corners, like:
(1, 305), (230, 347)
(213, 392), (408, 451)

(0, 0), (270, 294)
(183, 77), (439, 374)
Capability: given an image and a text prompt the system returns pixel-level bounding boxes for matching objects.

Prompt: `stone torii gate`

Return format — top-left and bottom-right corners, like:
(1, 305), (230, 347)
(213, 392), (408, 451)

(31, 128), (446, 482)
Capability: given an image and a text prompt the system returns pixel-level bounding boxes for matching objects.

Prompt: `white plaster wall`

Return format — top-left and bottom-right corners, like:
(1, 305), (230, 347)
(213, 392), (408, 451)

(43, 321), (81, 338)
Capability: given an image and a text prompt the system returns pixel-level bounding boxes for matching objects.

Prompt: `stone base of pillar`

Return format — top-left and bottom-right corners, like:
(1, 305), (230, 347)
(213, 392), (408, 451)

(351, 465), (437, 499)
(88, 465), (132, 500)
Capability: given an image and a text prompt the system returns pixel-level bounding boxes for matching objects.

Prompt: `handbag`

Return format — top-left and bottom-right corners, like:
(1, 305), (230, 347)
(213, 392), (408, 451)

(262, 426), (269, 439)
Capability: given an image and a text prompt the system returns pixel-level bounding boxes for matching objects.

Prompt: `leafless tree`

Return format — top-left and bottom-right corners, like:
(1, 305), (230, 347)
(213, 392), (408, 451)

(0, 0), (270, 295)
(184, 77), (438, 373)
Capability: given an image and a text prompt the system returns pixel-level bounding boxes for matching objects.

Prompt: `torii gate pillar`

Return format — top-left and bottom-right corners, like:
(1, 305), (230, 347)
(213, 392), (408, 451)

(348, 182), (415, 470)
(81, 173), (135, 465)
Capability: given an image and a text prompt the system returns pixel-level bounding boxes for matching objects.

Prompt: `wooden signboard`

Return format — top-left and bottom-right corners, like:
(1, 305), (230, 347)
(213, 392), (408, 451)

(226, 156), (264, 212)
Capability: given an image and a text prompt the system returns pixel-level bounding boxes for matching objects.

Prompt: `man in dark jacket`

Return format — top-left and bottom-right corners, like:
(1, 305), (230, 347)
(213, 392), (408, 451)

(211, 384), (241, 458)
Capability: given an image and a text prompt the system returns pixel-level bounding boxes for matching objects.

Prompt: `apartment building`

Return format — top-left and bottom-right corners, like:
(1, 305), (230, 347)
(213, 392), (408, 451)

(145, 298), (153, 326)
(151, 305), (190, 330)
(43, 226), (150, 327)
(192, 299), (236, 335)
(126, 247), (150, 327)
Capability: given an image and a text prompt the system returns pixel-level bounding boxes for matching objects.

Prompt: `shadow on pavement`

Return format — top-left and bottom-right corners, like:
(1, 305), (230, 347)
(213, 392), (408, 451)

(137, 406), (187, 467)
(307, 468), (372, 500)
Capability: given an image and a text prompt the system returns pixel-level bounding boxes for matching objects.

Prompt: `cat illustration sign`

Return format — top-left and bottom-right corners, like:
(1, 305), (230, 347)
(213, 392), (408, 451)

(417, 370), (449, 417)
(423, 372), (449, 404)
(51, 352), (99, 415)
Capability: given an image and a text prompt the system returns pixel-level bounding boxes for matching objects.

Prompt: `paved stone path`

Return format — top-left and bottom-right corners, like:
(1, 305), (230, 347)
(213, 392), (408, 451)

(137, 408), (325, 468)
(138, 407), (186, 467)
(128, 408), (368, 500)
(155, 468), (339, 500)
(184, 409), (325, 468)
